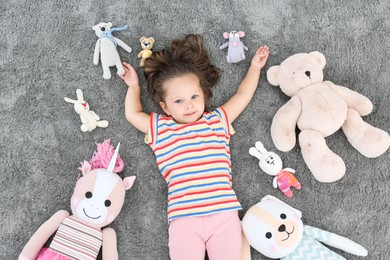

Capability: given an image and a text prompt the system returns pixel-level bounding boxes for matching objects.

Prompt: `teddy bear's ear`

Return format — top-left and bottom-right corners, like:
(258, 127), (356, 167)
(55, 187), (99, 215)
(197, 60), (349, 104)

(309, 51), (326, 69)
(267, 66), (280, 86)
(108, 22), (112, 27)
(140, 36), (146, 43)
(92, 25), (96, 30)
(150, 37), (155, 43)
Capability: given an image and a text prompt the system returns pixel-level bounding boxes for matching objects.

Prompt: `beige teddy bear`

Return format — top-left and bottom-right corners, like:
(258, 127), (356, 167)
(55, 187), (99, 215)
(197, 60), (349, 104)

(137, 36), (155, 67)
(267, 51), (390, 182)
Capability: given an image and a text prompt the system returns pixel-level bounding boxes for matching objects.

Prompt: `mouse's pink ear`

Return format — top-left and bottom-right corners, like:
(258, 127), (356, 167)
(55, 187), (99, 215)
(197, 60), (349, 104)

(124, 176), (136, 190)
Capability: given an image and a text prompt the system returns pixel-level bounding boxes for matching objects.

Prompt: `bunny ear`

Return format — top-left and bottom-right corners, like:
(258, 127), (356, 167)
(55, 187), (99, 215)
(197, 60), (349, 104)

(249, 147), (263, 160)
(64, 97), (76, 104)
(76, 89), (84, 101)
(255, 141), (268, 154)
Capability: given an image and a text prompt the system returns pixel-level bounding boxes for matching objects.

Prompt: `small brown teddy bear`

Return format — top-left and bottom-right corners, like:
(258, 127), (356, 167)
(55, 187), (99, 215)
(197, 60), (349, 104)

(137, 36), (155, 67)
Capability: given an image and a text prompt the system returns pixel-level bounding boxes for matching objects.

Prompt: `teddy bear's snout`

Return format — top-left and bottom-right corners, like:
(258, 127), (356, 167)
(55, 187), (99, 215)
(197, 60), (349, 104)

(101, 27), (106, 31)
(143, 42), (150, 47)
(305, 71), (311, 78)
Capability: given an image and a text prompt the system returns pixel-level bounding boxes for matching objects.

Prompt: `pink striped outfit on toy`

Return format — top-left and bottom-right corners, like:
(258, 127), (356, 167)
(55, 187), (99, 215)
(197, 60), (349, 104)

(35, 216), (102, 260)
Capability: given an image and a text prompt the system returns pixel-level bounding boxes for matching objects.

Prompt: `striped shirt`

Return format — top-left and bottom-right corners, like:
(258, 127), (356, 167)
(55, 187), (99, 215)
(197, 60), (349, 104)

(145, 107), (242, 222)
(49, 216), (103, 259)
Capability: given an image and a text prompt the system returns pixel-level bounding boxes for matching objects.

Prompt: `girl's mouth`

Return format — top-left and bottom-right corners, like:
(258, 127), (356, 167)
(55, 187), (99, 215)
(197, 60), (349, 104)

(184, 112), (196, 116)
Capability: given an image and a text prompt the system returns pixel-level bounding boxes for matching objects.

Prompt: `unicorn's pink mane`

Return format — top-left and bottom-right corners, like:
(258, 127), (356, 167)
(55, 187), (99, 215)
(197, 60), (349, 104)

(78, 139), (124, 176)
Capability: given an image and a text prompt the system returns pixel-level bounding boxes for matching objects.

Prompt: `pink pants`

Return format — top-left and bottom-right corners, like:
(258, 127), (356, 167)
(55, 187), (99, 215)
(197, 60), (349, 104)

(168, 210), (242, 260)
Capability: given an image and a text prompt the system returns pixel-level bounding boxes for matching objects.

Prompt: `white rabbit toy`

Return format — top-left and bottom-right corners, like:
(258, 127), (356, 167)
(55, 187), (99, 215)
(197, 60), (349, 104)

(64, 89), (108, 132)
(249, 141), (301, 197)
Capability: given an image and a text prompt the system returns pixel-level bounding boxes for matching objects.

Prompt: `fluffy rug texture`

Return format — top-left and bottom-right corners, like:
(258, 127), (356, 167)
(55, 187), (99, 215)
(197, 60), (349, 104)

(1, 0), (389, 259)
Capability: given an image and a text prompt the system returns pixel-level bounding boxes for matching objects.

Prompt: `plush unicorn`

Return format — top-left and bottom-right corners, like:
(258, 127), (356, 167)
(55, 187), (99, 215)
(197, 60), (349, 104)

(241, 195), (368, 260)
(19, 140), (136, 260)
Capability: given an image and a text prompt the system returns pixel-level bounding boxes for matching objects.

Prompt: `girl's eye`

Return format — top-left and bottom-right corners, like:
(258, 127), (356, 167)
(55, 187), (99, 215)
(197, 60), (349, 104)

(174, 99), (183, 104)
(191, 94), (199, 99)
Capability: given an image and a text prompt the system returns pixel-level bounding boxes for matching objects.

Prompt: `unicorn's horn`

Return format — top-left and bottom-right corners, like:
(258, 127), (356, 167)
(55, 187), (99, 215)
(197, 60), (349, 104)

(107, 143), (120, 172)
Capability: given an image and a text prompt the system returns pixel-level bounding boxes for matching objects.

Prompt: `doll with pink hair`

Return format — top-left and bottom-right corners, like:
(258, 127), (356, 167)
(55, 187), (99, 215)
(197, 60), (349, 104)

(19, 140), (136, 260)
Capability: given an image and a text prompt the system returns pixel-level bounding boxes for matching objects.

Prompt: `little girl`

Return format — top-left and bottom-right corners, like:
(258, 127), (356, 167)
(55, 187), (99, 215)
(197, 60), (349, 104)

(121, 34), (269, 260)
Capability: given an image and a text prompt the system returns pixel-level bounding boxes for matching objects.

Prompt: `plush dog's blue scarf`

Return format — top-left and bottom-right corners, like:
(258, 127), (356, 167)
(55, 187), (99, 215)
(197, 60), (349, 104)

(99, 25), (128, 47)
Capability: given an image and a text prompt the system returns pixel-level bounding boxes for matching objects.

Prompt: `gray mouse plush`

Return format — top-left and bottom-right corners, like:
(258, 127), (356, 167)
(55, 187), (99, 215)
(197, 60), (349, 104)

(220, 31), (248, 63)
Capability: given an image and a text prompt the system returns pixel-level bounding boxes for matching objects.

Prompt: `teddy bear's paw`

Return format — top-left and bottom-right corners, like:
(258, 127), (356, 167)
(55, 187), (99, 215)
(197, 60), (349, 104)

(342, 109), (390, 158)
(116, 64), (125, 76)
(103, 73), (112, 80)
(299, 130), (346, 182)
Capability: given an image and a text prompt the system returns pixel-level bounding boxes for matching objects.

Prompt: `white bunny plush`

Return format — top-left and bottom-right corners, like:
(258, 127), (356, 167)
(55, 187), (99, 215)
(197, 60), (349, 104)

(249, 141), (301, 197)
(92, 22), (132, 79)
(64, 89), (108, 132)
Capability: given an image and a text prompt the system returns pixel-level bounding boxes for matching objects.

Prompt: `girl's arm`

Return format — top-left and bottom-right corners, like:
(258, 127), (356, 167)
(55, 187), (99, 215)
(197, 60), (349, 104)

(222, 46), (270, 123)
(120, 62), (150, 134)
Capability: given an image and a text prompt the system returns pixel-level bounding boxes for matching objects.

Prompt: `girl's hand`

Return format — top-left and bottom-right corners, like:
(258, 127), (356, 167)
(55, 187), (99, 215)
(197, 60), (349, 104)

(251, 45), (270, 70)
(120, 62), (140, 88)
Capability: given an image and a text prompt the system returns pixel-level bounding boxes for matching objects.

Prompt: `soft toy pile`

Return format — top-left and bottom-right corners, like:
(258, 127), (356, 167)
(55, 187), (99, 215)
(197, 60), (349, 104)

(266, 51), (390, 182)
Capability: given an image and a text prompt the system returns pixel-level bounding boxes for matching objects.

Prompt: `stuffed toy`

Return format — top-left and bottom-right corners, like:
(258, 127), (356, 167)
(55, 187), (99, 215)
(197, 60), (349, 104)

(241, 195), (368, 260)
(138, 36), (155, 67)
(249, 141), (301, 198)
(220, 31), (248, 63)
(267, 51), (390, 182)
(64, 89), (108, 132)
(92, 22), (133, 79)
(19, 140), (136, 260)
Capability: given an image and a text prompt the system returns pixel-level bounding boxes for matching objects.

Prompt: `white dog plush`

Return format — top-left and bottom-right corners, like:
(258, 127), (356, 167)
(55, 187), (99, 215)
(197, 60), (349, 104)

(241, 195), (368, 260)
(92, 22), (132, 79)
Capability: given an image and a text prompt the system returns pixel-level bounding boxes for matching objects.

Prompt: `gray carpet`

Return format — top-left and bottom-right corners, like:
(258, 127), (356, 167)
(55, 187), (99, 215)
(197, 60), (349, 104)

(1, 0), (389, 259)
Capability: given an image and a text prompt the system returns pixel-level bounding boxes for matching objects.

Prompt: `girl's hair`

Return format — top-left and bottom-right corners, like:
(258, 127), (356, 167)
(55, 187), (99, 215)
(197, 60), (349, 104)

(144, 34), (221, 114)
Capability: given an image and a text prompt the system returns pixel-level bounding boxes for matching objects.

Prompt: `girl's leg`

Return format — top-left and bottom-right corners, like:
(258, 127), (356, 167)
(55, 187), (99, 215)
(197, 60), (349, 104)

(206, 211), (242, 260)
(168, 216), (206, 260)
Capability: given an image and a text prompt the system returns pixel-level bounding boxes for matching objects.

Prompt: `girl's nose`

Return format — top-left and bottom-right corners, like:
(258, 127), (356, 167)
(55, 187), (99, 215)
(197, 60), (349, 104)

(186, 101), (194, 109)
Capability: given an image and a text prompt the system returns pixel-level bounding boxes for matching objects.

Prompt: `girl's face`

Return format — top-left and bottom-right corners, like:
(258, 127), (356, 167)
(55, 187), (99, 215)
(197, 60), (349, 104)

(159, 73), (205, 124)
